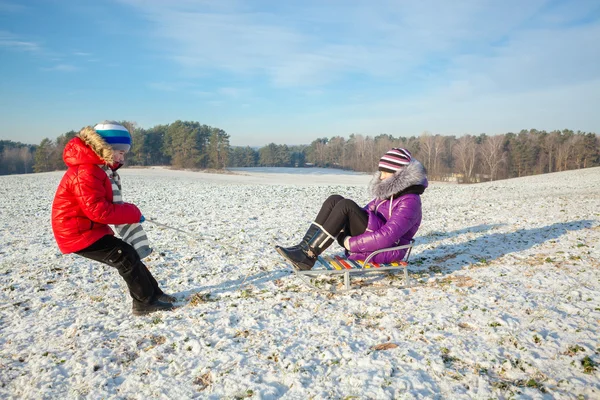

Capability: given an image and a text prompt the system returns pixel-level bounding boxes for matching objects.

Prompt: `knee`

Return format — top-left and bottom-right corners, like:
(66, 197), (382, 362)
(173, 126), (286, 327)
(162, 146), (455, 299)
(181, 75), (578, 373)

(337, 198), (355, 210)
(325, 194), (344, 206)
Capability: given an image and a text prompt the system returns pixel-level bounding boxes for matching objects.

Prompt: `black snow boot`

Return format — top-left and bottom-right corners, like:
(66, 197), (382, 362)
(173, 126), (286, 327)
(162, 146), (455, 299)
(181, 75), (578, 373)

(276, 227), (335, 271)
(158, 294), (177, 303)
(138, 263), (176, 303)
(275, 223), (320, 253)
(132, 299), (174, 316)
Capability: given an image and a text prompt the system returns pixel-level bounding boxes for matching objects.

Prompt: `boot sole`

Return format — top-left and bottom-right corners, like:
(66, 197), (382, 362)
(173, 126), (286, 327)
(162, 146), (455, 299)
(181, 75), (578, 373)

(132, 305), (175, 316)
(132, 308), (173, 316)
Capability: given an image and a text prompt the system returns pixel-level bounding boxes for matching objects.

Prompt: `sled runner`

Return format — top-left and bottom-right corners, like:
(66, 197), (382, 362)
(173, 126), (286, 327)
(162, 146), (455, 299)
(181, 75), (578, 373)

(295, 241), (414, 292)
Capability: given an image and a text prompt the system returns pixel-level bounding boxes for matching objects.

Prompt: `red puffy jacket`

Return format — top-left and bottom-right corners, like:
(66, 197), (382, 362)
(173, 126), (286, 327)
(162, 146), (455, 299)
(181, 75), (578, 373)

(51, 137), (142, 253)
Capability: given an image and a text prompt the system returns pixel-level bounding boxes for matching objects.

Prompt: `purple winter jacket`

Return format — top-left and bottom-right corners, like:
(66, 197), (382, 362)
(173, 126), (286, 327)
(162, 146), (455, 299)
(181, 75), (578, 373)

(347, 160), (428, 264)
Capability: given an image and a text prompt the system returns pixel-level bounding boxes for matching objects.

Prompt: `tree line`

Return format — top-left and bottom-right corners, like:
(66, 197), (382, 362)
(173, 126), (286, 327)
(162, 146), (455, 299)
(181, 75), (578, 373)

(1, 120), (231, 174)
(0, 124), (598, 183)
(0, 140), (35, 175)
(230, 129), (599, 182)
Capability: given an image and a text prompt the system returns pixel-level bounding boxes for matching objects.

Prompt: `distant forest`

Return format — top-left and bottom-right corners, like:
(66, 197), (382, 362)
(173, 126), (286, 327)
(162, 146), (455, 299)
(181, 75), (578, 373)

(1, 120), (598, 183)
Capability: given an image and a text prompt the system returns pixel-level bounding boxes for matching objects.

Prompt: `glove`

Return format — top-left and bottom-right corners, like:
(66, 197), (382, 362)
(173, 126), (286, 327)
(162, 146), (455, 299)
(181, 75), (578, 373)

(139, 215), (145, 223)
(343, 236), (352, 251)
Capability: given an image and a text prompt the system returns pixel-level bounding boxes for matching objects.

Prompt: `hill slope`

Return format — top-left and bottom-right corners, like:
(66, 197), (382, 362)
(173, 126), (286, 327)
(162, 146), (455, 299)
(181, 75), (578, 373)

(1, 167), (599, 398)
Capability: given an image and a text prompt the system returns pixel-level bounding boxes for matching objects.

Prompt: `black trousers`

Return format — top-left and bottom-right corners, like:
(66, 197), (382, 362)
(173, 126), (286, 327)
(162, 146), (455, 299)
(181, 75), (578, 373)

(315, 195), (368, 239)
(76, 235), (163, 304)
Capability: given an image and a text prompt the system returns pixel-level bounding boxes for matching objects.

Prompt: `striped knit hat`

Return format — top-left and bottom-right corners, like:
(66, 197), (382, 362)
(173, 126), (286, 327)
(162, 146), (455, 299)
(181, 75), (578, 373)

(378, 148), (412, 173)
(93, 121), (132, 152)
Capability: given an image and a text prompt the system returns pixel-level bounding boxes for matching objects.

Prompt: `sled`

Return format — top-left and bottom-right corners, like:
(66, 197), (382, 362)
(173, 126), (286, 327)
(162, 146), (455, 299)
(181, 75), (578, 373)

(295, 241), (414, 292)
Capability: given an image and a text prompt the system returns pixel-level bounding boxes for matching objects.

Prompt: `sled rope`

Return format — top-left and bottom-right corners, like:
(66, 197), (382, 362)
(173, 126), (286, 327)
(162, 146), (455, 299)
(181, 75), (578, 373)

(145, 218), (237, 250)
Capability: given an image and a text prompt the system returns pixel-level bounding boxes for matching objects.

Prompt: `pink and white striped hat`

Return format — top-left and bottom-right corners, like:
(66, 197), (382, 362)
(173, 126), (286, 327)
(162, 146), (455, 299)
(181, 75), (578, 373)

(378, 148), (412, 173)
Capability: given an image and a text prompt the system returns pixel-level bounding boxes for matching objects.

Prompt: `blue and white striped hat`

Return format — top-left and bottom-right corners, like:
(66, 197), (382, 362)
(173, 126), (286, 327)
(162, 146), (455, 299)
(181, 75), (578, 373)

(93, 121), (132, 152)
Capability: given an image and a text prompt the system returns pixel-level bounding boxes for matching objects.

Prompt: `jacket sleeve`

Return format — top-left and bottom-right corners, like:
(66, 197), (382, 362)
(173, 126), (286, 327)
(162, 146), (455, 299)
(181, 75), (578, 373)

(348, 196), (420, 253)
(364, 198), (376, 212)
(72, 165), (142, 225)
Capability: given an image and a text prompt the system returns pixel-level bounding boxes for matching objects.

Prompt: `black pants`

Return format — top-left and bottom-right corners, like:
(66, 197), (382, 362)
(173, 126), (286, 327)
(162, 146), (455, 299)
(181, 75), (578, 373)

(315, 195), (368, 238)
(76, 235), (163, 304)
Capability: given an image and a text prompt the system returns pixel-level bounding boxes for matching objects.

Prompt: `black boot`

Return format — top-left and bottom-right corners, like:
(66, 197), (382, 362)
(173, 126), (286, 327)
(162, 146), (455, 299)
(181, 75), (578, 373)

(276, 228), (335, 271)
(117, 259), (155, 304)
(158, 294), (177, 303)
(139, 263), (177, 303)
(275, 223), (319, 253)
(120, 261), (174, 313)
(132, 299), (174, 316)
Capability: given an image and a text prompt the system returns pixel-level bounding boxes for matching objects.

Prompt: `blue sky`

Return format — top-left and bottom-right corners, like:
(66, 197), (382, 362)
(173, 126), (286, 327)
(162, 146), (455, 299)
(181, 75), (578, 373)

(1, 0), (599, 146)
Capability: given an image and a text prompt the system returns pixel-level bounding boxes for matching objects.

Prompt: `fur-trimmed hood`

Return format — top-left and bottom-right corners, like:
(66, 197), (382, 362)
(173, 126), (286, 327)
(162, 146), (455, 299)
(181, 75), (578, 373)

(369, 160), (428, 199)
(77, 126), (114, 165)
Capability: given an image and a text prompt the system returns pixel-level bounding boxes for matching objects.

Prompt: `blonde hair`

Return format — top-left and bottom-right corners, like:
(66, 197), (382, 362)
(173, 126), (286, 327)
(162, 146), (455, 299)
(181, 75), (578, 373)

(78, 126), (114, 164)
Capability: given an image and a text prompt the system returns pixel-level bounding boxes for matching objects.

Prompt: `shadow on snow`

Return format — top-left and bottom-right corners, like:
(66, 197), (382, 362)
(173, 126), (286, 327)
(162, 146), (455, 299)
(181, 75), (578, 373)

(412, 219), (595, 274)
(176, 220), (595, 297)
(177, 269), (292, 299)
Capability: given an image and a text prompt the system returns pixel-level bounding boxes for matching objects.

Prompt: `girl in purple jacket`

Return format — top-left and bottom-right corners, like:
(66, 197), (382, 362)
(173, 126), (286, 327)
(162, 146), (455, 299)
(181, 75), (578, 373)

(276, 148), (428, 270)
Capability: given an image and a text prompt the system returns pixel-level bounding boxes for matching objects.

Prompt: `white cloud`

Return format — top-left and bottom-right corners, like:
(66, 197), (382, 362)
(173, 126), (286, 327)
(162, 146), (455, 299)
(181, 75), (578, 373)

(191, 90), (212, 97)
(41, 64), (78, 72)
(147, 81), (248, 100)
(116, 0), (600, 93)
(449, 24), (600, 95)
(0, 1), (26, 13)
(217, 87), (246, 98)
(113, 0), (600, 141)
(0, 31), (41, 52)
(147, 81), (183, 92)
(308, 78), (600, 136)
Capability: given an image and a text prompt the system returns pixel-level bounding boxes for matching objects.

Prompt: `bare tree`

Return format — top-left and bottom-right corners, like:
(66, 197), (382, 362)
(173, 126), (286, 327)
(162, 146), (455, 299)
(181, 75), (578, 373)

(315, 139), (327, 166)
(351, 135), (368, 171)
(365, 137), (376, 171)
(541, 131), (560, 173)
(480, 134), (505, 181)
(433, 134), (446, 179)
(2, 148), (21, 174)
(419, 131), (435, 176)
(453, 135), (477, 183)
(19, 147), (33, 173)
(556, 135), (576, 171)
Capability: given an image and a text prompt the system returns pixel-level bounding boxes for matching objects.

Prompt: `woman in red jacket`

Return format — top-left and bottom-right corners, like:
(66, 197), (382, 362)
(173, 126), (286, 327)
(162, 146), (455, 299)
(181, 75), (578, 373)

(51, 121), (174, 316)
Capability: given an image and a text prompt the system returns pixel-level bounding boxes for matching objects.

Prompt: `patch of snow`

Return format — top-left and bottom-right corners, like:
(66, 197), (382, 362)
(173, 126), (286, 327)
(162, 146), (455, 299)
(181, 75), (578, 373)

(0, 167), (599, 399)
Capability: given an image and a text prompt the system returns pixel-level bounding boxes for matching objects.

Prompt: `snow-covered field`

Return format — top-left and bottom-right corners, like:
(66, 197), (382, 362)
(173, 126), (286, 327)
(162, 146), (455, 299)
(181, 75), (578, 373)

(1, 166), (599, 399)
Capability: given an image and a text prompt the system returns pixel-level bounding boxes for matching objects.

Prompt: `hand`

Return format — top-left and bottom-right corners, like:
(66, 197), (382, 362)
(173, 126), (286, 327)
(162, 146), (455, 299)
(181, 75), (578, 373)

(140, 215), (145, 223)
(343, 236), (352, 251)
